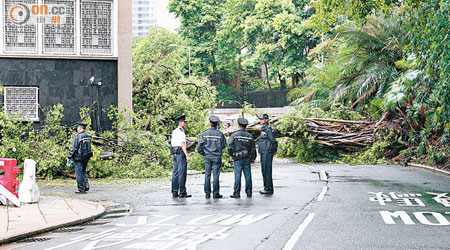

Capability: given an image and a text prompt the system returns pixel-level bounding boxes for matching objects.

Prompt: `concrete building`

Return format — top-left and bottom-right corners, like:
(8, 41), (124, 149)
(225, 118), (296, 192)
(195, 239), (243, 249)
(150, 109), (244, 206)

(0, 0), (132, 131)
(132, 0), (179, 36)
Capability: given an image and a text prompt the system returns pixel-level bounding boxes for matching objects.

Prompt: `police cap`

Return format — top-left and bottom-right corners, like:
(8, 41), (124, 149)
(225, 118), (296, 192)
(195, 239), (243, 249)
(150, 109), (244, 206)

(209, 116), (220, 124)
(174, 115), (186, 122)
(237, 118), (249, 126)
(258, 114), (269, 120)
(76, 122), (87, 129)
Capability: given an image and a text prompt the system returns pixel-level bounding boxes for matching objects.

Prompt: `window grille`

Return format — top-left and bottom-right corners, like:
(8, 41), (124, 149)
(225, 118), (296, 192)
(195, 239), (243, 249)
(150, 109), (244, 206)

(81, 0), (113, 55)
(4, 87), (39, 121)
(3, 0), (38, 53)
(43, 0), (76, 54)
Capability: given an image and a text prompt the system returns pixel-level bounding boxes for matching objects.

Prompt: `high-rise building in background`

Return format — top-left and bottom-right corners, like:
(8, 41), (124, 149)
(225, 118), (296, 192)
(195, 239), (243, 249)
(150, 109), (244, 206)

(132, 0), (180, 36)
(132, 0), (157, 37)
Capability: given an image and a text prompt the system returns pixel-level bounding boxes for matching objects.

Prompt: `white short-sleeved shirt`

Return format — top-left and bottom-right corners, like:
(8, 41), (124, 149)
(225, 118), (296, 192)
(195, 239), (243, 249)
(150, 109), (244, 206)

(171, 126), (186, 147)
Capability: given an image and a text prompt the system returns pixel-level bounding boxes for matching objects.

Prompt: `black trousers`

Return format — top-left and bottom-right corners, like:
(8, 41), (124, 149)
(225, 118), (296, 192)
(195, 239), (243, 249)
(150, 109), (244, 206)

(233, 158), (252, 196)
(204, 155), (221, 195)
(260, 153), (274, 192)
(74, 159), (90, 192)
(172, 153), (187, 195)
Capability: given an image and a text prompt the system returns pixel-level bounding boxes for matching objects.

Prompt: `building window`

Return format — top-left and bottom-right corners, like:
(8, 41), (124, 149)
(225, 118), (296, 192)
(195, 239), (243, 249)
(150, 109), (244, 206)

(43, 0), (76, 54)
(4, 87), (39, 121)
(81, 0), (113, 55)
(1, 0), (117, 57)
(3, 0), (38, 53)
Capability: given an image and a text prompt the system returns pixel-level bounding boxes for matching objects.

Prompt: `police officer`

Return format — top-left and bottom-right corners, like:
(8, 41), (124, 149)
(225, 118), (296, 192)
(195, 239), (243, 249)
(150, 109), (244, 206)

(197, 116), (227, 199)
(68, 122), (92, 194)
(258, 114), (278, 195)
(228, 118), (256, 198)
(171, 115), (192, 198)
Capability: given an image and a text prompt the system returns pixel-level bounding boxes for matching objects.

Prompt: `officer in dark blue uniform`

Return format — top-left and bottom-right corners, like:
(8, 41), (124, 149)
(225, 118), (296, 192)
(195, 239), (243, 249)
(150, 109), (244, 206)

(197, 116), (227, 199)
(228, 118), (256, 198)
(68, 122), (92, 194)
(258, 114), (278, 194)
(171, 115), (191, 198)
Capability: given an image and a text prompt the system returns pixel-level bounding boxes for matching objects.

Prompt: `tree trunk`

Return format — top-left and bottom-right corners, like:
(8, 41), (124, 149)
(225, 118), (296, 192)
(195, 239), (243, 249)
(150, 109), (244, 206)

(211, 50), (218, 72)
(223, 117), (380, 148)
(279, 72), (286, 90)
(292, 74), (299, 88)
(236, 57), (242, 94)
(264, 62), (272, 91)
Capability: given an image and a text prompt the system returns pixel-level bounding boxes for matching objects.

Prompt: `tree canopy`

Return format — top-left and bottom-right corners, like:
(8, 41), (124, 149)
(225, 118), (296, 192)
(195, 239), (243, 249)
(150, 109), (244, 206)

(169, 0), (317, 90)
(170, 0), (450, 166)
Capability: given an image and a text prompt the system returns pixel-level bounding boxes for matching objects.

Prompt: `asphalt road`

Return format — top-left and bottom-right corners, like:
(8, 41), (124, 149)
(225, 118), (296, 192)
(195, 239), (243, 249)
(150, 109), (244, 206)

(10, 159), (450, 250)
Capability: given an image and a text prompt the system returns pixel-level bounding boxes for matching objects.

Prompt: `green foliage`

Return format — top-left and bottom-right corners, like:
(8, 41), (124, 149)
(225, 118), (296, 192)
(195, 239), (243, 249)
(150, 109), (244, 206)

(339, 141), (390, 165)
(265, 1), (450, 166)
(404, 0), (450, 135)
(169, 0), (224, 75)
(340, 129), (402, 165)
(0, 110), (34, 168)
(0, 27), (219, 179)
(277, 138), (338, 163)
(240, 0), (318, 83)
(304, 0), (401, 34)
(216, 85), (239, 102)
(170, 0), (317, 92)
(125, 27), (218, 175)
(98, 107), (170, 178)
(295, 15), (409, 110)
(382, 70), (419, 111)
(0, 105), (111, 179)
(30, 104), (71, 178)
(133, 27), (217, 138)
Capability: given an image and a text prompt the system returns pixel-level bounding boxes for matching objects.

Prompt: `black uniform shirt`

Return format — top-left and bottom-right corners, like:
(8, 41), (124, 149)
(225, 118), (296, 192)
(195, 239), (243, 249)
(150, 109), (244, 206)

(197, 127), (227, 157)
(258, 123), (278, 154)
(228, 129), (256, 161)
(68, 131), (92, 161)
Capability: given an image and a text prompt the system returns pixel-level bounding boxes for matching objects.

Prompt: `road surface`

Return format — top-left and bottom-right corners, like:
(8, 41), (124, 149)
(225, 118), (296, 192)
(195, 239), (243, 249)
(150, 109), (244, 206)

(8, 159), (450, 249)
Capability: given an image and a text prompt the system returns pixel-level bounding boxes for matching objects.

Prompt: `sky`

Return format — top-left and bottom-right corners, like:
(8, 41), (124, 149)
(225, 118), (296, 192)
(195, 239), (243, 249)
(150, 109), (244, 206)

(156, 0), (180, 32)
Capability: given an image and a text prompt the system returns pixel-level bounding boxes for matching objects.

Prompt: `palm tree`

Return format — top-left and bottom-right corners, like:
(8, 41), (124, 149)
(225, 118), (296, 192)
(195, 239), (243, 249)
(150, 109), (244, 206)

(332, 15), (408, 108)
(291, 14), (409, 109)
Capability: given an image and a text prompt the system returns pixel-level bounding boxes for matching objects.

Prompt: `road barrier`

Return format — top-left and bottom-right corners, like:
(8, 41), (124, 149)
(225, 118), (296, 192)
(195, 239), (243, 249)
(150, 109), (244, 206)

(19, 159), (40, 203)
(0, 158), (20, 197)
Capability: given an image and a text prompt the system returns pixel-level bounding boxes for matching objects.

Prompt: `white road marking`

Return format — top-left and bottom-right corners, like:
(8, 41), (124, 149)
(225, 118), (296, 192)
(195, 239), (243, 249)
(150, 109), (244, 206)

(317, 186), (328, 201)
(319, 170), (328, 181)
(44, 229), (117, 250)
(380, 211), (415, 225)
(218, 213), (272, 225)
(45, 213), (272, 250)
(116, 216), (147, 227)
(282, 213), (315, 250)
(414, 212), (450, 226)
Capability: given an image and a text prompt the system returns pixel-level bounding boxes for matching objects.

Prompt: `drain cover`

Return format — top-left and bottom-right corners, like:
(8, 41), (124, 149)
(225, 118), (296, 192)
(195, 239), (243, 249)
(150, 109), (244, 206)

(16, 238), (52, 243)
(102, 215), (125, 219)
(83, 222), (109, 226)
(51, 228), (85, 233)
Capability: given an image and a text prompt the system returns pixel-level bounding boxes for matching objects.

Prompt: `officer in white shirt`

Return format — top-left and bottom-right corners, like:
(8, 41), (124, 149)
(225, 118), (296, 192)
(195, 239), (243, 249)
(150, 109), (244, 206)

(171, 115), (191, 198)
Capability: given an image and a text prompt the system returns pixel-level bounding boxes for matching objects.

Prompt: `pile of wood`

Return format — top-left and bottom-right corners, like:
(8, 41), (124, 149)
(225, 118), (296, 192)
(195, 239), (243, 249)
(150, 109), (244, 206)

(295, 118), (374, 148)
(224, 117), (382, 148)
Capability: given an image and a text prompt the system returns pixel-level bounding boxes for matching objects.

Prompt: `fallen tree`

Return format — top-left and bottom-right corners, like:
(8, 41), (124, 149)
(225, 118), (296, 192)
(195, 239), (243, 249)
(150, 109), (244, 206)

(224, 114), (393, 148)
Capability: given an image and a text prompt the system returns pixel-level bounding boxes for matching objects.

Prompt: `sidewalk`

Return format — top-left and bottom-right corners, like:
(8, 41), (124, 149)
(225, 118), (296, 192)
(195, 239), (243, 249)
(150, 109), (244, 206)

(0, 196), (105, 244)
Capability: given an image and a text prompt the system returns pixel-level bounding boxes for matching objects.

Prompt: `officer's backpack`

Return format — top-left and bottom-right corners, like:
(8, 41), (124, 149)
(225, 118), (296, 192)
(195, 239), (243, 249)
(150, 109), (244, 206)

(78, 135), (93, 160)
